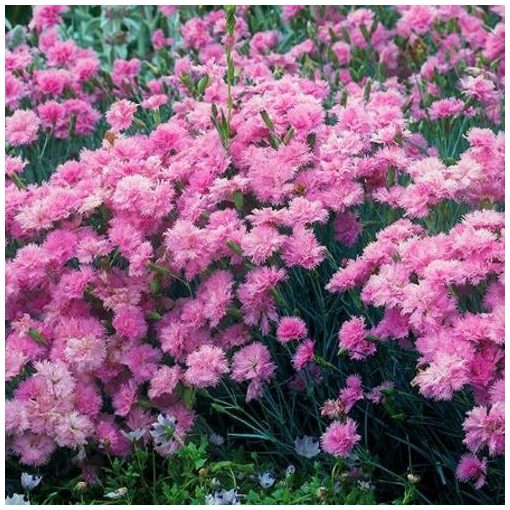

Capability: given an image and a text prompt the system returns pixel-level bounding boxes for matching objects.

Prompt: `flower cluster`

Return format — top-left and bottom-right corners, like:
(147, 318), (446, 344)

(5, 5), (504, 494)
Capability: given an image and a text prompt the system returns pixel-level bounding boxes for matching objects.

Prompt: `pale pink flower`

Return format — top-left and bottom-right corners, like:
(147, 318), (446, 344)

(149, 365), (182, 400)
(6, 110), (40, 146)
(184, 345), (229, 388)
(338, 317), (376, 360)
(106, 100), (137, 132)
(232, 342), (275, 385)
(463, 404), (504, 456)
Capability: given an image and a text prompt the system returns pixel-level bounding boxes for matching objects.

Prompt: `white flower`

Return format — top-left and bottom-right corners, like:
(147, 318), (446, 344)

(258, 471), (275, 489)
(121, 428), (146, 442)
(285, 464), (296, 477)
(104, 487), (128, 499)
(209, 432), (225, 446)
(6, 494), (30, 505)
(205, 489), (240, 505)
(150, 414), (181, 456)
(294, 435), (320, 458)
(72, 447), (87, 462)
(358, 480), (373, 491)
(21, 473), (42, 490)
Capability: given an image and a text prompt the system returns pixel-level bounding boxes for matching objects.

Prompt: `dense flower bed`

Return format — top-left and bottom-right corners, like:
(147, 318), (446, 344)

(5, 5), (504, 503)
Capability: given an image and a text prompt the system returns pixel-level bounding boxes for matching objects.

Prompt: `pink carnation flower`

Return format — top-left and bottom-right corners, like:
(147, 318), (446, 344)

(112, 305), (147, 341)
(276, 316), (307, 343)
(338, 317), (376, 360)
(6, 110), (40, 146)
(321, 418), (361, 458)
(428, 98), (465, 120)
(5, 155), (26, 177)
(106, 99), (137, 132)
(456, 454), (487, 489)
(184, 345), (229, 388)
(292, 339), (315, 370)
(232, 342), (275, 401)
(463, 403), (504, 456)
(149, 365), (181, 400)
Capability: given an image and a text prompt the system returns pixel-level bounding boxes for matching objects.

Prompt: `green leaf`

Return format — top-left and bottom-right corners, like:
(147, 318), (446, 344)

(225, 5), (236, 37)
(196, 74), (210, 96)
(28, 328), (48, 346)
(386, 165), (395, 187)
(233, 190), (244, 211)
(226, 240), (243, 256)
(8, 25), (25, 49)
(260, 109), (275, 132)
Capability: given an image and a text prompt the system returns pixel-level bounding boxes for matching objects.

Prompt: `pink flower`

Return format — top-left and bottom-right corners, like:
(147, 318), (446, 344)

(237, 266), (287, 334)
(331, 41), (351, 65)
(35, 69), (70, 96)
(242, 225), (285, 264)
(37, 100), (66, 129)
(12, 433), (57, 466)
(6, 110), (40, 146)
(460, 75), (496, 102)
(339, 374), (364, 413)
(276, 316), (307, 343)
(428, 98), (465, 120)
(232, 342), (275, 385)
(141, 94), (168, 110)
(456, 454), (487, 489)
(106, 100), (138, 132)
(463, 404), (504, 456)
(321, 419), (361, 458)
(164, 220), (209, 279)
(112, 305), (147, 341)
(112, 381), (138, 417)
(5, 155), (26, 177)
(292, 339), (315, 370)
(184, 345), (229, 388)
(151, 120), (185, 152)
(333, 211), (361, 246)
(55, 412), (94, 447)
(196, 270), (234, 327)
(149, 365), (181, 400)
(31, 5), (68, 31)
(338, 317), (376, 360)
(123, 344), (161, 383)
(96, 418), (131, 457)
(281, 226), (326, 269)
(112, 58), (141, 87)
(412, 351), (469, 400)
(282, 5), (304, 22)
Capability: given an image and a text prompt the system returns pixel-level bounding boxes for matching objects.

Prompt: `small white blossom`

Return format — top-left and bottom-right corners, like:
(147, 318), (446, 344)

(6, 494), (30, 505)
(121, 428), (146, 442)
(205, 489), (240, 505)
(72, 447), (87, 462)
(258, 471), (275, 489)
(294, 435), (320, 458)
(358, 480), (373, 491)
(104, 487), (128, 499)
(209, 432), (225, 446)
(285, 464), (296, 477)
(21, 473), (42, 490)
(150, 414), (181, 456)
